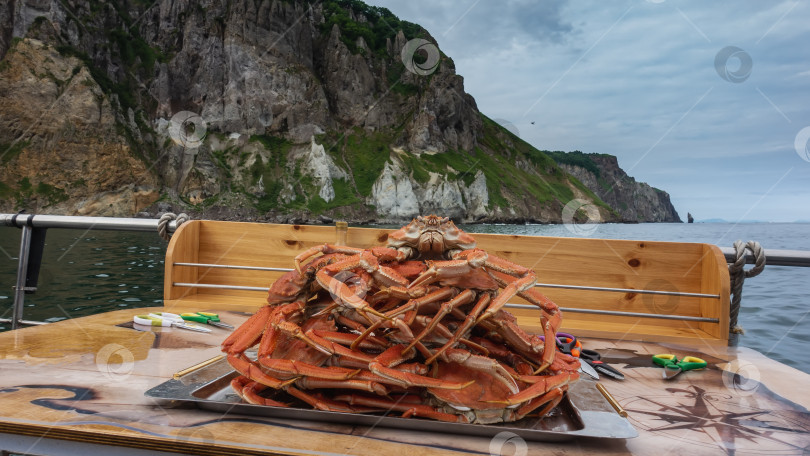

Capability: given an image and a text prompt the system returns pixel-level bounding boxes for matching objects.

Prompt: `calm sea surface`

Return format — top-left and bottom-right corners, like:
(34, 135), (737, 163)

(1, 222), (808, 374)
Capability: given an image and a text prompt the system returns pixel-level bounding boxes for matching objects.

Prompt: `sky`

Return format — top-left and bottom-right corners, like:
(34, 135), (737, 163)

(366, 0), (810, 222)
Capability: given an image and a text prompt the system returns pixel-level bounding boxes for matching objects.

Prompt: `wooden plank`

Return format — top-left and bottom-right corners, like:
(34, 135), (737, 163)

(164, 220), (199, 301)
(164, 220), (729, 342)
(699, 244), (730, 340)
(164, 294), (265, 313)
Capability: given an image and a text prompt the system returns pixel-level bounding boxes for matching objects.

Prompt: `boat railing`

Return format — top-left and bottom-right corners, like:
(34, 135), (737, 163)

(0, 213), (182, 329)
(2, 213), (809, 330)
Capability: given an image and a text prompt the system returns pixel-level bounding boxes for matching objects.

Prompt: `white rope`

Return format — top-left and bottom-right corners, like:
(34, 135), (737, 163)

(728, 240), (766, 335)
(157, 212), (189, 241)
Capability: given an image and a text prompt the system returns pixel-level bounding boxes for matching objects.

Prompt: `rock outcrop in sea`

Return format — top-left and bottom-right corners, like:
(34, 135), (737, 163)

(0, 0), (680, 224)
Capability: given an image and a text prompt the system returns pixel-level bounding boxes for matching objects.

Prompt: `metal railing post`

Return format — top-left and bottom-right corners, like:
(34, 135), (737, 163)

(11, 222), (33, 330)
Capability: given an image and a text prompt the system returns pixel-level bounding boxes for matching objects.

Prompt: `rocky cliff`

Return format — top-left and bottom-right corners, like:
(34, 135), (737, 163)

(0, 0), (678, 224)
(549, 152), (681, 223)
(0, 37), (159, 216)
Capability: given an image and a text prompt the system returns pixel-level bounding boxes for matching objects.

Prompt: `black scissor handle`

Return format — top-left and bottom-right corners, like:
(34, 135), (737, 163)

(580, 348), (601, 360)
(556, 335), (580, 357)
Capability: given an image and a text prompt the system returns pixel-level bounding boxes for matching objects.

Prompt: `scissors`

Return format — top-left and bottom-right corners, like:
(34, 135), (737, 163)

(652, 354), (707, 380)
(180, 311), (234, 329)
(554, 332), (582, 357)
(580, 349), (625, 380)
(133, 312), (212, 333)
(541, 332), (600, 380)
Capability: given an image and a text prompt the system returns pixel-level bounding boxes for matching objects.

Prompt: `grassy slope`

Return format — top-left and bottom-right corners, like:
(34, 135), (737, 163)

(236, 115), (613, 218)
(543, 150), (623, 199)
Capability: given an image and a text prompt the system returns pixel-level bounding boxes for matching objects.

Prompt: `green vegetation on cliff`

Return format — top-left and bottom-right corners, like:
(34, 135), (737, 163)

(227, 113), (612, 217)
(543, 150), (611, 178)
(319, 0), (423, 55)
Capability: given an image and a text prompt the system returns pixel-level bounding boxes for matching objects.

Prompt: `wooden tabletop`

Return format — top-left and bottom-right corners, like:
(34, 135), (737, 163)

(0, 307), (808, 455)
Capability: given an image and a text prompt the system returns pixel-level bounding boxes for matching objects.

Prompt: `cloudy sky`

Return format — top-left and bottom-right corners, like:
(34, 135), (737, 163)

(367, 0), (810, 222)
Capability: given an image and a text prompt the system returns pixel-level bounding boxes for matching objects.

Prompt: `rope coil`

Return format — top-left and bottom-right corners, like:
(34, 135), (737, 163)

(728, 240), (766, 335)
(157, 212), (189, 241)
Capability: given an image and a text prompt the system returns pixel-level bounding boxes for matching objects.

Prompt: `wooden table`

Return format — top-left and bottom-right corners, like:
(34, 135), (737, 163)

(1, 307), (808, 455)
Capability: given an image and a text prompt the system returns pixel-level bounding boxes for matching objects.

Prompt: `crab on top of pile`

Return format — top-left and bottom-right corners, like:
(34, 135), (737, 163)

(221, 215), (580, 424)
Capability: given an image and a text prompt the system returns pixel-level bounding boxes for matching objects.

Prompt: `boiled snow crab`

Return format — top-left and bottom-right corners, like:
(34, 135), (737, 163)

(221, 215), (579, 424)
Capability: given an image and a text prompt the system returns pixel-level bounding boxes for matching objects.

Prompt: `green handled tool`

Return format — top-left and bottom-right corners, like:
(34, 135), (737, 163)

(134, 313), (211, 333)
(653, 354), (707, 380)
(180, 311), (234, 330)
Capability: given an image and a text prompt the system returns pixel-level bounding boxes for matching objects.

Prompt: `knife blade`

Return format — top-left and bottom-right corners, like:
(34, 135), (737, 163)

(579, 360), (600, 380)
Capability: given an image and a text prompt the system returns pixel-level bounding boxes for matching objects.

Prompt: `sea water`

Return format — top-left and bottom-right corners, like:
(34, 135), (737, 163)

(1, 223), (808, 374)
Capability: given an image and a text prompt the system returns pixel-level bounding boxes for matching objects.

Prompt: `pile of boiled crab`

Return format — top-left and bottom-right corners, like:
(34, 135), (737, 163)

(221, 215), (580, 424)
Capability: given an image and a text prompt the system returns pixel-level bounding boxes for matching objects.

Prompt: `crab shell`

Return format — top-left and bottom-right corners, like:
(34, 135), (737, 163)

(426, 362), (521, 424)
(387, 215), (477, 259)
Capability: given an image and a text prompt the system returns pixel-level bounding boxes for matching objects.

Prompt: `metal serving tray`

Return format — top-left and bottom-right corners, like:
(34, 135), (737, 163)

(145, 357), (637, 442)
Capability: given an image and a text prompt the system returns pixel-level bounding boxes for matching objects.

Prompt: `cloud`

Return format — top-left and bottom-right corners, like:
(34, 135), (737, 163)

(365, 0), (810, 222)
(370, 0), (575, 48)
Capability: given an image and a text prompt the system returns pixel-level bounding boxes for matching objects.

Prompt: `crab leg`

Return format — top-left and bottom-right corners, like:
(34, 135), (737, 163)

(439, 348), (520, 395)
(256, 303), (307, 357)
(370, 284), (428, 305)
(385, 287), (458, 319)
(294, 244), (364, 274)
(347, 291), (457, 350)
(403, 289), (476, 354)
(221, 304), (274, 354)
(369, 345), (475, 390)
(312, 329), (389, 351)
(475, 274), (536, 324)
(345, 310), (417, 351)
(408, 315), (487, 354)
(512, 387), (566, 421)
(332, 393), (468, 423)
(423, 293), (490, 364)
(222, 304), (305, 390)
(259, 358), (360, 380)
(300, 329), (376, 364)
(315, 252), (409, 321)
(335, 315), (368, 332)
(477, 313), (556, 373)
(286, 387), (383, 413)
(408, 250), (489, 289)
(231, 376), (290, 407)
(480, 271), (562, 373)
(295, 377), (389, 395)
(226, 353), (295, 389)
(490, 371), (578, 406)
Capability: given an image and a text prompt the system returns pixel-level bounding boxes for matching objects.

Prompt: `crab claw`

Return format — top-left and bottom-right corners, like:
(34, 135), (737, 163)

(486, 371), (578, 406)
(408, 251), (488, 289)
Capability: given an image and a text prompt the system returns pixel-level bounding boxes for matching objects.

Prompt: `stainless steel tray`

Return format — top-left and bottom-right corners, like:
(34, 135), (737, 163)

(145, 357), (637, 442)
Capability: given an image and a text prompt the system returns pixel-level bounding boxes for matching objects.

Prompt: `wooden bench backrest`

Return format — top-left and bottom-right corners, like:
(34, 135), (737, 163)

(164, 220), (730, 345)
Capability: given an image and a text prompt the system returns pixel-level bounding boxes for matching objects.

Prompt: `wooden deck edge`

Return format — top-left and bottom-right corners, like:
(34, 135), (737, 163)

(0, 421), (292, 456)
